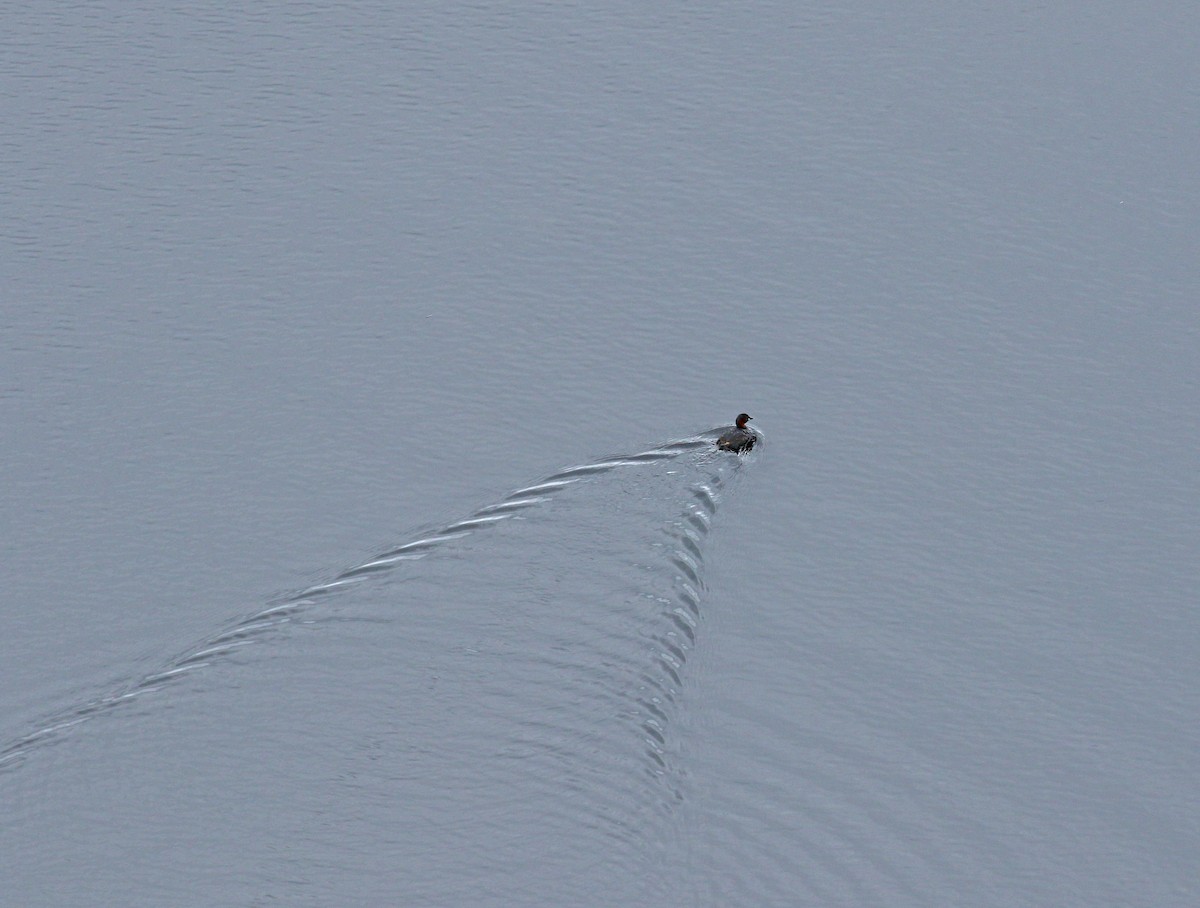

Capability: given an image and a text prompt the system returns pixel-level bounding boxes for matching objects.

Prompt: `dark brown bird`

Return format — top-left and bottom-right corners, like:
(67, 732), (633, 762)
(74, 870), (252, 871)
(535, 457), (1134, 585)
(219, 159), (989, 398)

(716, 413), (756, 452)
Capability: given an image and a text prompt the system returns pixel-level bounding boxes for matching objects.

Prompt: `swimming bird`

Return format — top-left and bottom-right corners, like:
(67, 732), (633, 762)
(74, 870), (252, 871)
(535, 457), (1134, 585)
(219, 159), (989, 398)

(716, 413), (756, 453)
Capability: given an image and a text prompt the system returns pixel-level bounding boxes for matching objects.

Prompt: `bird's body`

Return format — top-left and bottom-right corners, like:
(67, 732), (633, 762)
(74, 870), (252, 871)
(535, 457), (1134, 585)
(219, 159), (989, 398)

(716, 413), (756, 453)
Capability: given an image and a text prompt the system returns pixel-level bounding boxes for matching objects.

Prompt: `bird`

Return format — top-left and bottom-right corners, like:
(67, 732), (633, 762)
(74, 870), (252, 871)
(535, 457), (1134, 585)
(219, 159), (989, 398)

(716, 413), (756, 453)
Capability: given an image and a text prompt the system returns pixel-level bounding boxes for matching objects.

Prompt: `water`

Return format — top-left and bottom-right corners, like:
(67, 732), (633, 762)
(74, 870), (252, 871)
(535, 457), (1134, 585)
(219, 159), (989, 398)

(3, 3), (1198, 905)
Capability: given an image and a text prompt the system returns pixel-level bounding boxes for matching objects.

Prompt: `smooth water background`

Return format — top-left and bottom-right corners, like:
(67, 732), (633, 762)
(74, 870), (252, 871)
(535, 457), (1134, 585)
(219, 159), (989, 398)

(3, 3), (1198, 905)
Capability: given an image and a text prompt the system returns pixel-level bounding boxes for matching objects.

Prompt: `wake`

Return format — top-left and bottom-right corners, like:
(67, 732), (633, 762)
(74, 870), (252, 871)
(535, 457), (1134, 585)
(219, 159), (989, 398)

(0, 431), (753, 774)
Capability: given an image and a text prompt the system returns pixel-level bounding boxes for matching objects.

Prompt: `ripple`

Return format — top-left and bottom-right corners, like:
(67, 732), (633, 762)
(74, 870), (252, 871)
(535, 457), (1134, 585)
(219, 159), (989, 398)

(0, 431), (741, 773)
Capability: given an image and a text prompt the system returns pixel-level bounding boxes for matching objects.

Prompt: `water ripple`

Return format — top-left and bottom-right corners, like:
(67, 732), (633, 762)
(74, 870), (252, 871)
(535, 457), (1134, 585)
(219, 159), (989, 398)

(0, 430), (749, 778)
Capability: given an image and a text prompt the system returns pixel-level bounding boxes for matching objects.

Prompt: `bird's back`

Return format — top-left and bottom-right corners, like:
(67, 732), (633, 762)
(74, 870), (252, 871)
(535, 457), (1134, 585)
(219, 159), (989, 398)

(716, 427), (755, 452)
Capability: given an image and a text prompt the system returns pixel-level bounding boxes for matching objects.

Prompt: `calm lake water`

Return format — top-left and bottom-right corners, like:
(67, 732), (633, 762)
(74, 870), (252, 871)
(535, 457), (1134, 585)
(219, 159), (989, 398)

(3, 3), (1198, 905)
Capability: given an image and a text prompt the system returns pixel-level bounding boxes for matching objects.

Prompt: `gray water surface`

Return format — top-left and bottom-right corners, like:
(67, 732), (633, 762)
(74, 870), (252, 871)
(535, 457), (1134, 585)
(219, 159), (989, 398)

(4, 3), (1198, 906)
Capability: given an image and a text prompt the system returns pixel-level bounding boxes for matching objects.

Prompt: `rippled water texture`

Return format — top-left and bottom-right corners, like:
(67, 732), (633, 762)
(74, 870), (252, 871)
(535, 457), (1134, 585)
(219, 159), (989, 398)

(4, 438), (754, 904)
(4, 2), (1198, 906)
